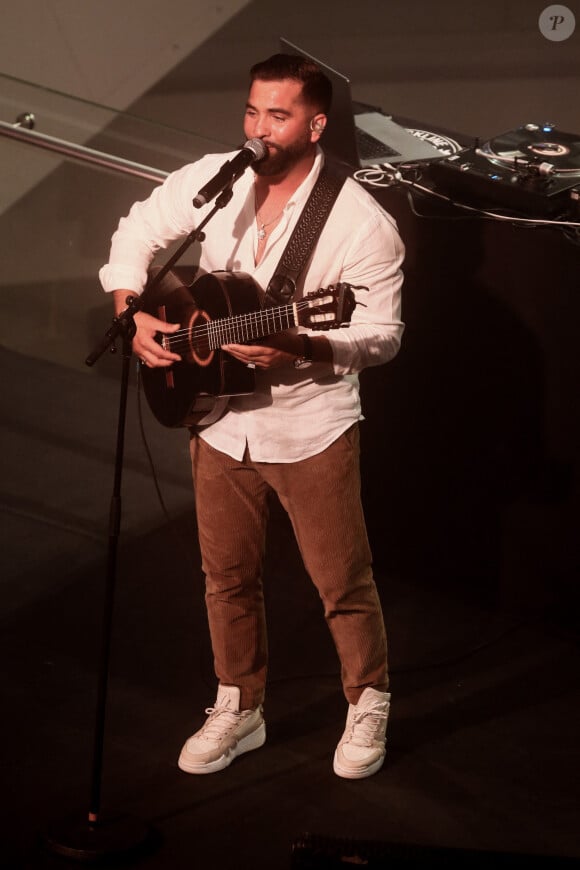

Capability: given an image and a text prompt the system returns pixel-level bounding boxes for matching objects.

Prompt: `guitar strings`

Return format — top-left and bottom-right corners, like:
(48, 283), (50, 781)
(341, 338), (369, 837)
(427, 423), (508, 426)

(164, 298), (317, 354)
(169, 300), (305, 338)
(168, 306), (297, 351)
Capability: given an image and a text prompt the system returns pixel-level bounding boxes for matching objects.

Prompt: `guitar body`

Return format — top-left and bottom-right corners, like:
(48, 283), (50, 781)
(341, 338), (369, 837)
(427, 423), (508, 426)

(140, 270), (261, 428)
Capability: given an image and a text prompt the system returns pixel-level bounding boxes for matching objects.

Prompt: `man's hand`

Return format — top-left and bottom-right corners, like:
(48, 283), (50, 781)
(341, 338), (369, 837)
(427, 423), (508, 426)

(113, 291), (180, 368)
(223, 333), (304, 369)
(223, 333), (332, 369)
(132, 310), (181, 368)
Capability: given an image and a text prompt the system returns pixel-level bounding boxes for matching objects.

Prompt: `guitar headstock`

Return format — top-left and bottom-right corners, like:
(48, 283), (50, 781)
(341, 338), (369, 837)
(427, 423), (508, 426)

(300, 283), (360, 330)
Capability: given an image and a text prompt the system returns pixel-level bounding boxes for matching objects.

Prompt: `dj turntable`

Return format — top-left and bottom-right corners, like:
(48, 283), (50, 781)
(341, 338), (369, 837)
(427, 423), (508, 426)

(428, 123), (580, 217)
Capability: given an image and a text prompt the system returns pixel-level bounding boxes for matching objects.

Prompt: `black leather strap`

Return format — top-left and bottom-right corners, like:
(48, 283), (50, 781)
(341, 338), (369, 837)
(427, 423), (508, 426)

(264, 159), (348, 306)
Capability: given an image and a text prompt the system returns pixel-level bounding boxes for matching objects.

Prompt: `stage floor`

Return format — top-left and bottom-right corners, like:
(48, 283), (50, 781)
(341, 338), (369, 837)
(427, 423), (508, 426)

(1, 348), (579, 869)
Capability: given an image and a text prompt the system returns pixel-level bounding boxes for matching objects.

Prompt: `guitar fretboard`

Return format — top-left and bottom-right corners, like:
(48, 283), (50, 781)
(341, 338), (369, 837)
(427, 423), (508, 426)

(165, 300), (310, 355)
(205, 302), (299, 349)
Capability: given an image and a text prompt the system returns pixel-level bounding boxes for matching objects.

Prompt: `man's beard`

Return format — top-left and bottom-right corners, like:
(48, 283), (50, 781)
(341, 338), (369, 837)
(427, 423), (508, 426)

(253, 132), (312, 177)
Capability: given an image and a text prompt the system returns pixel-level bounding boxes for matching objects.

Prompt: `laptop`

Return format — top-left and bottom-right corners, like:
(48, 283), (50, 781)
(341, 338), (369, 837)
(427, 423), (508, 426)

(280, 37), (443, 167)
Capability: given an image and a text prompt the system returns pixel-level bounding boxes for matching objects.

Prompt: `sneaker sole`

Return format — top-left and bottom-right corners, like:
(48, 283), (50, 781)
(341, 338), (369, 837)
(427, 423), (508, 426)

(178, 722), (266, 775)
(332, 750), (385, 780)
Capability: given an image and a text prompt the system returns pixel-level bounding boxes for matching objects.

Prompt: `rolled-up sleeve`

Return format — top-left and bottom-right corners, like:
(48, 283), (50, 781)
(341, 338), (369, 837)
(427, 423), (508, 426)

(98, 159), (220, 294)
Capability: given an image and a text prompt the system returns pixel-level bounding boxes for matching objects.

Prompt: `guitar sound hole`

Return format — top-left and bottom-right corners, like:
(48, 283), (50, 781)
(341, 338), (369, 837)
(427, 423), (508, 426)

(188, 309), (214, 367)
(191, 336), (211, 359)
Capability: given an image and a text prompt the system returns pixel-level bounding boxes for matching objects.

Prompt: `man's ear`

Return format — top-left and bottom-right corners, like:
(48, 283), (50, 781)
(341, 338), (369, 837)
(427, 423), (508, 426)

(309, 113), (327, 141)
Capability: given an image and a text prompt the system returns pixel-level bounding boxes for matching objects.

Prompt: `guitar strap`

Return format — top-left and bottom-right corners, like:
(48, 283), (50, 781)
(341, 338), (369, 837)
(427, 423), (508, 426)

(264, 157), (348, 307)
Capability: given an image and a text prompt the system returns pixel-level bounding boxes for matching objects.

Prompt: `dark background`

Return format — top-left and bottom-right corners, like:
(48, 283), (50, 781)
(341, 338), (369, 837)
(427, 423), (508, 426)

(1, 1), (579, 867)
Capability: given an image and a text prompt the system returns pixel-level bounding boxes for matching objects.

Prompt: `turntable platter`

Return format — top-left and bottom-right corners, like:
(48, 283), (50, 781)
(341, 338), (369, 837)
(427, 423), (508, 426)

(479, 123), (580, 177)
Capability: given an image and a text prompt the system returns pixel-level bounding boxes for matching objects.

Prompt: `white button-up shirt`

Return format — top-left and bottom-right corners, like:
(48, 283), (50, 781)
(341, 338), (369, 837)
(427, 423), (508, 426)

(99, 147), (404, 462)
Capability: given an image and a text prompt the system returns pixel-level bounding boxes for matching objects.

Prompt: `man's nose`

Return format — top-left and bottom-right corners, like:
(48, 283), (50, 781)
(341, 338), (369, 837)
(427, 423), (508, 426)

(252, 114), (270, 138)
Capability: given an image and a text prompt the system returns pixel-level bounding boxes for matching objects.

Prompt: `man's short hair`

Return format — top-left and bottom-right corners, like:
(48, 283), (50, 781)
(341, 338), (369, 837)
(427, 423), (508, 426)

(249, 53), (332, 114)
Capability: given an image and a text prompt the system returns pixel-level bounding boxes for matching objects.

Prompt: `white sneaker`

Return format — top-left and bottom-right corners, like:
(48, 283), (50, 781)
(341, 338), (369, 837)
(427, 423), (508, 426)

(178, 685), (266, 774)
(333, 687), (390, 779)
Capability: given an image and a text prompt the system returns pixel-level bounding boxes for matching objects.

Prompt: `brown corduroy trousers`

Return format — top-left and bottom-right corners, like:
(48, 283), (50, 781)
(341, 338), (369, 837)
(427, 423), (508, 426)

(190, 424), (388, 710)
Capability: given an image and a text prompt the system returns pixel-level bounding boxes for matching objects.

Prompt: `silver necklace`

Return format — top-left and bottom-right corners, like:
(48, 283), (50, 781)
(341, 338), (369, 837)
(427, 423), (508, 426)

(256, 208), (284, 241)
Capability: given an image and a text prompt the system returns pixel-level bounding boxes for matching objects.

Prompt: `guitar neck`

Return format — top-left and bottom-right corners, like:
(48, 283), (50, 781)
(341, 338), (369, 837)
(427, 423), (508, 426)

(207, 302), (302, 349)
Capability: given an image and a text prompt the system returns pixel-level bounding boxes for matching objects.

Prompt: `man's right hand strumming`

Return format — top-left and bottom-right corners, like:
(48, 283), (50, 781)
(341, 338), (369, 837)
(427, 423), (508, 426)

(114, 291), (181, 368)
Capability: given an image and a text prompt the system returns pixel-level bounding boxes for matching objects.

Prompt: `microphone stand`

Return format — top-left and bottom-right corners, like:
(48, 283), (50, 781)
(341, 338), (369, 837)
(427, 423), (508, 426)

(45, 183), (236, 862)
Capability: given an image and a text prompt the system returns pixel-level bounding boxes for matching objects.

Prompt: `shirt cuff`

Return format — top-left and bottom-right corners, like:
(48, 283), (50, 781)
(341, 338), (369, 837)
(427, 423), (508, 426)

(99, 264), (148, 294)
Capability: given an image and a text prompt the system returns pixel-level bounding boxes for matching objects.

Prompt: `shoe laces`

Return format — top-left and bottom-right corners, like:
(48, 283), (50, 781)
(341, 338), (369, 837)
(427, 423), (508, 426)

(347, 707), (388, 747)
(198, 705), (248, 741)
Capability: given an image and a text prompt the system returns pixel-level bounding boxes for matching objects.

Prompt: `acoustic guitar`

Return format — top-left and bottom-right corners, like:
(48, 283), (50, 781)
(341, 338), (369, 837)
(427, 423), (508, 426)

(139, 269), (356, 427)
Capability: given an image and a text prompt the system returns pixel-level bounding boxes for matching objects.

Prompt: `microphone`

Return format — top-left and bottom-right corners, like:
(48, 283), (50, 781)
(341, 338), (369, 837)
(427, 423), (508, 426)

(192, 138), (267, 208)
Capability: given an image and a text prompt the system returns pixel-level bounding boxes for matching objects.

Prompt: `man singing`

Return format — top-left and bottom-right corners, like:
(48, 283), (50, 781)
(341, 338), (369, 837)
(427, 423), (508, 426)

(99, 53), (404, 779)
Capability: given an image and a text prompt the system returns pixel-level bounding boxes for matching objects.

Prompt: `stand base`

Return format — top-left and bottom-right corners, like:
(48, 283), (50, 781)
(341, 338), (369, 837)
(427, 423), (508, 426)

(44, 813), (155, 864)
